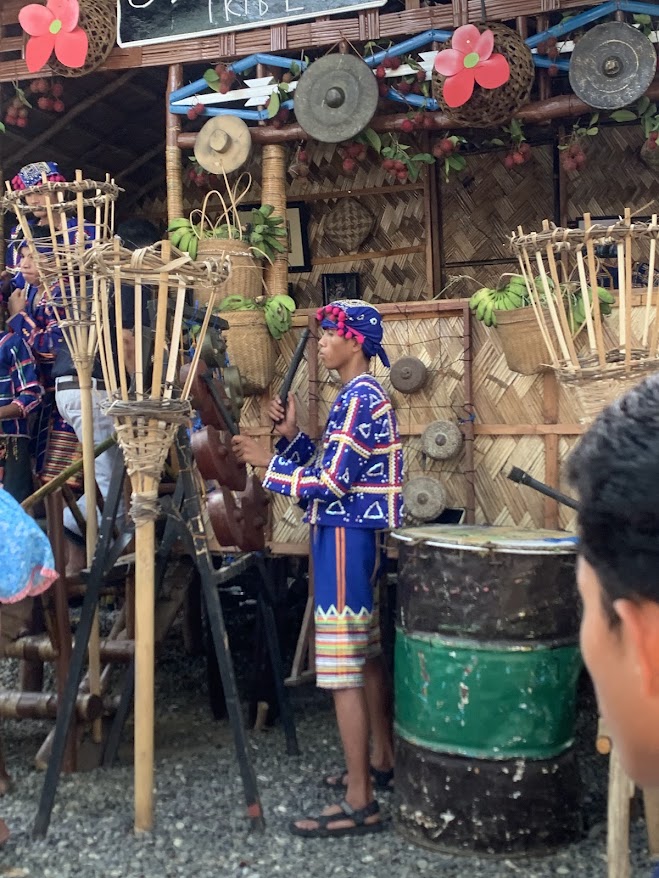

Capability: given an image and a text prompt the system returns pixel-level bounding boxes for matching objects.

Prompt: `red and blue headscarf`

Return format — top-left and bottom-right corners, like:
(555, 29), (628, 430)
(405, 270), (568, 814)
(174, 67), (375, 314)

(316, 299), (390, 367)
(10, 161), (66, 191)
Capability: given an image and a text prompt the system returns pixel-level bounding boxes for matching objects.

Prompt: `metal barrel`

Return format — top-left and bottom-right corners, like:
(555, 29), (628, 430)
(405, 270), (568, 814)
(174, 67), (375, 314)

(392, 525), (584, 857)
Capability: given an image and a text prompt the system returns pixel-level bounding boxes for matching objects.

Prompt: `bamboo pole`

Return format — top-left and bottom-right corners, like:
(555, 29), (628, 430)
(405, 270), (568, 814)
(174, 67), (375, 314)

(535, 252), (572, 365)
(583, 213), (607, 368)
(607, 748), (634, 878)
(575, 249), (597, 353)
(516, 225), (559, 367)
(624, 207), (633, 371)
(542, 220), (579, 368)
(642, 214), (657, 347)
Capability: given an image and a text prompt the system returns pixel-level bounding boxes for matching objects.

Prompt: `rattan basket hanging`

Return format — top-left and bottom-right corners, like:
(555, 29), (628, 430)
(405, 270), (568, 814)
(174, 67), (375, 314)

(432, 22), (534, 128)
(495, 306), (560, 375)
(49, 0), (116, 77)
(223, 310), (276, 396)
(196, 237), (262, 306)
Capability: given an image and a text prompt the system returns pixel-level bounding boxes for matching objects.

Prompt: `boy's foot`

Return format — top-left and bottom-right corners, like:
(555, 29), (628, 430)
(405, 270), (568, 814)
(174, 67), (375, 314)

(0, 819), (10, 845)
(289, 799), (384, 838)
(323, 765), (394, 791)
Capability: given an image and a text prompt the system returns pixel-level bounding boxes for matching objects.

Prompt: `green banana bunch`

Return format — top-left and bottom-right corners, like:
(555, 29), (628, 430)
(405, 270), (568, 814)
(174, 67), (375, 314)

(167, 217), (203, 260)
(248, 205), (287, 263)
(469, 275), (529, 328)
(264, 294), (295, 339)
(217, 294), (258, 312)
(567, 286), (615, 331)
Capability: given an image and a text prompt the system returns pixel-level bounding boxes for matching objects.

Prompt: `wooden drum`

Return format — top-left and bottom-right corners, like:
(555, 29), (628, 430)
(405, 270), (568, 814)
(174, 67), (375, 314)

(392, 525), (583, 857)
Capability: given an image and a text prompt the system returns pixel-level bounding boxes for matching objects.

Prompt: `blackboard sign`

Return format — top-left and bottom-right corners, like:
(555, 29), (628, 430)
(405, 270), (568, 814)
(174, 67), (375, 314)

(117, 0), (387, 48)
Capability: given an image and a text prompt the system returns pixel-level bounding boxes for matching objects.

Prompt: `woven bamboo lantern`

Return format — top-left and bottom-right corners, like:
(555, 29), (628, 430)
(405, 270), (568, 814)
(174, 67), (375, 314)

(89, 238), (230, 831)
(511, 211), (659, 423)
(3, 170), (120, 729)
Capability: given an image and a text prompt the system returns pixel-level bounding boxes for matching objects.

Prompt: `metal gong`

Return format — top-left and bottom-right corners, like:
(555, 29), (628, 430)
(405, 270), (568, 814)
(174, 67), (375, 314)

(569, 21), (657, 110)
(421, 420), (463, 461)
(294, 54), (379, 143)
(390, 357), (428, 394)
(194, 116), (252, 174)
(404, 476), (447, 522)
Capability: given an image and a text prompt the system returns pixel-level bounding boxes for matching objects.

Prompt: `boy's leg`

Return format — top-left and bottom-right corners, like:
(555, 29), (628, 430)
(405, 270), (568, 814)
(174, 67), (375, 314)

(291, 526), (382, 834)
(364, 655), (394, 773)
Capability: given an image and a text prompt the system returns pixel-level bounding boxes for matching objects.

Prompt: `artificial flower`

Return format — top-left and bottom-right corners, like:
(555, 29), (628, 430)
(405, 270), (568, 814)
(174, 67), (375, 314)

(19, 0), (88, 74)
(434, 24), (510, 108)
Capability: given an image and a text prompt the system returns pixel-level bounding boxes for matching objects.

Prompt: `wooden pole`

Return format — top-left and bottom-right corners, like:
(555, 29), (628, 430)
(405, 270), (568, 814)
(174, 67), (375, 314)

(166, 65), (184, 223)
(177, 81), (659, 149)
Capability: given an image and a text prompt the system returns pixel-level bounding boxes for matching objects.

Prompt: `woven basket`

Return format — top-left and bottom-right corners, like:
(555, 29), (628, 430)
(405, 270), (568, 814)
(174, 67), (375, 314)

(196, 237), (262, 306)
(325, 198), (375, 252)
(495, 306), (559, 375)
(49, 0), (116, 77)
(432, 22), (534, 128)
(558, 351), (659, 424)
(224, 310), (276, 396)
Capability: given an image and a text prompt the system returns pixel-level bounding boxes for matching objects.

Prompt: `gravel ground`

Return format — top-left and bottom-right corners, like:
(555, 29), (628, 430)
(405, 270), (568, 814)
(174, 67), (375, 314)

(0, 609), (654, 878)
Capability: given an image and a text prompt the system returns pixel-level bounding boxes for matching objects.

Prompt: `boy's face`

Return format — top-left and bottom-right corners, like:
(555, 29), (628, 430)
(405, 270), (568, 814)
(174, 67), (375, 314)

(578, 555), (659, 786)
(24, 190), (54, 219)
(318, 327), (362, 372)
(18, 249), (39, 286)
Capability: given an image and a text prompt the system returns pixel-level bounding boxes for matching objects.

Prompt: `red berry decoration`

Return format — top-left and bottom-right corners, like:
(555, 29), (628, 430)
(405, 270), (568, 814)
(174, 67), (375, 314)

(16, 117), (28, 128)
(342, 157), (356, 173)
(389, 56), (401, 70)
(432, 143), (444, 159)
(520, 143), (532, 159)
(400, 119), (414, 133)
(562, 157), (577, 172)
(416, 70), (426, 83)
(647, 139), (657, 152)
(51, 82), (64, 98)
(378, 82), (389, 97)
(37, 97), (53, 111)
(504, 154), (515, 170)
(512, 151), (525, 165)
(375, 65), (386, 80)
(186, 108), (197, 120)
(382, 159), (395, 170)
(439, 138), (454, 155)
(548, 65), (559, 78)
(397, 81), (411, 96)
(298, 149), (308, 163)
(547, 46), (559, 61)
(651, 132), (659, 143)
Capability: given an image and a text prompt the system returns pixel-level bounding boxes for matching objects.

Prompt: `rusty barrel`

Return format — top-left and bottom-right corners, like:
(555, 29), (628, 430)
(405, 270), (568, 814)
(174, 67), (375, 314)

(392, 525), (583, 857)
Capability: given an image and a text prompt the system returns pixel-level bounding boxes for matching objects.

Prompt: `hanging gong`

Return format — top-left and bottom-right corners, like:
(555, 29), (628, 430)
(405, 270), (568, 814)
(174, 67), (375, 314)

(421, 420), (463, 460)
(390, 357), (428, 394)
(294, 54), (379, 143)
(404, 477), (447, 522)
(194, 116), (253, 174)
(568, 21), (657, 110)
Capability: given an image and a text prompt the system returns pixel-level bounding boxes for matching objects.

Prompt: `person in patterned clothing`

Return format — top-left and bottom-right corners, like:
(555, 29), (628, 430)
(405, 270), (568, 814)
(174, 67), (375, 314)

(0, 327), (42, 501)
(233, 300), (403, 838)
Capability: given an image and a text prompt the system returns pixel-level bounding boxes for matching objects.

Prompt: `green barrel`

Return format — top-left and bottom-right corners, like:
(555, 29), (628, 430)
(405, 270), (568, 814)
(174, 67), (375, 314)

(392, 525), (583, 856)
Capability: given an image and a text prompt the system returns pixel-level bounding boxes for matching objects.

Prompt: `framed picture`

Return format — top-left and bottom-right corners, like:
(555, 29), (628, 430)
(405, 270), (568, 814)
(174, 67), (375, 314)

(322, 272), (361, 305)
(236, 200), (311, 273)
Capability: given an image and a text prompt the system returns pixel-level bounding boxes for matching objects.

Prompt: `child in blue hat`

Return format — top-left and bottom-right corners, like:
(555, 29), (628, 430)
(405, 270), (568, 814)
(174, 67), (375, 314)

(233, 299), (404, 838)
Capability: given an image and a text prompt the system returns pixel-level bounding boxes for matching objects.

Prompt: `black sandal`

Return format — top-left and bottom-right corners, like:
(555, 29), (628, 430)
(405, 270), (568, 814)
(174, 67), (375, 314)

(289, 799), (384, 838)
(322, 765), (394, 791)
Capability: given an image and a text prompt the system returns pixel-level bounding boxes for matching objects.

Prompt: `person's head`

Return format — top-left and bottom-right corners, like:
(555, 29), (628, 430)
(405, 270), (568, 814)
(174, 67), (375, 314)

(11, 162), (66, 221)
(315, 300), (389, 377)
(18, 244), (39, 287)
(115, 218), (160, 251)
(568, 374), (659, 786)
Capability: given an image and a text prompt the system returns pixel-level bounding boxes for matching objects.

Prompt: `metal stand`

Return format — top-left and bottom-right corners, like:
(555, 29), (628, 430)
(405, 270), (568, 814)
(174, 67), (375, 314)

(33, 427), (298, 838)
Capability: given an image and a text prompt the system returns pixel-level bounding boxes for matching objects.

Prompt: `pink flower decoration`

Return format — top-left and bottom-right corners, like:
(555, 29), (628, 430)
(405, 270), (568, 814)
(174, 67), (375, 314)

(434, 24), (510, 108)
(19, 0), (88, 74)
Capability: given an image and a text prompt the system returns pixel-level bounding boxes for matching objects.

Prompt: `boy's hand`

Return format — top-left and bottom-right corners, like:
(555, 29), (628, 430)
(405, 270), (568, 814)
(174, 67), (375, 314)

(268, 394), (298, 441)
(232, 435), (273, 469)
(8, 288), (26, 317)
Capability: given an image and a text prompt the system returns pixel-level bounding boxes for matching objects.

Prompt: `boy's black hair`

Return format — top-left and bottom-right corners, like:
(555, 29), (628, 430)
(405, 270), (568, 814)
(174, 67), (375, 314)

(567, 374), (659, 621)
(115, 218), (160, 251)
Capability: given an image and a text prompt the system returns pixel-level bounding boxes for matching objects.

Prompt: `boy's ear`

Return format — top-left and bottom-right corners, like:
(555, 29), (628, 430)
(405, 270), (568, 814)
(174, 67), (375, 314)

(614, 598), (659, 697)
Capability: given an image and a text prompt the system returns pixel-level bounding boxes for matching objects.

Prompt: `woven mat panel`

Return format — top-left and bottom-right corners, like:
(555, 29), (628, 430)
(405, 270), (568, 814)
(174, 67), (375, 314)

(291, 251), (428, 308)
(565, 126), (659, 220)
(472, 320), (546, 423)
(558, 437), (579, 533)
(312, 191), (425, 258)
(271, 493), (307, 544)
(441, 144), (554, 264)
(474, 435), (547, 527)
(289, 142), (390, 196)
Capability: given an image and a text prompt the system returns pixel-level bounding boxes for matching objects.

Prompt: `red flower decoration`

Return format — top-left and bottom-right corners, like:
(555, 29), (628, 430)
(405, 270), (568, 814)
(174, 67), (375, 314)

(434, 24), (510, 108)
(19, 0), (88, 74)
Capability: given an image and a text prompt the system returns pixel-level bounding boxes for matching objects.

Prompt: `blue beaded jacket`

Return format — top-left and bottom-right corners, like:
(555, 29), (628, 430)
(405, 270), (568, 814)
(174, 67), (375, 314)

(263, 373), (404, 529)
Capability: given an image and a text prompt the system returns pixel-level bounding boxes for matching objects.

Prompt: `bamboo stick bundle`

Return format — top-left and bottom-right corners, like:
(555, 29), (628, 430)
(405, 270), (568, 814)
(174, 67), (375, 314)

(510, 213), (659, 424)
(2, 171), (121, 739)
(88, 238), (230, 833)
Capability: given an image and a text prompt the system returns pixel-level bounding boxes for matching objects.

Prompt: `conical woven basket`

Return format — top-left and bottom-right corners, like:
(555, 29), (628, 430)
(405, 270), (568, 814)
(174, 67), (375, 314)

(494, 306), (560, 375)
(223, 310), (276, 396)
(196, 238), (262, 306)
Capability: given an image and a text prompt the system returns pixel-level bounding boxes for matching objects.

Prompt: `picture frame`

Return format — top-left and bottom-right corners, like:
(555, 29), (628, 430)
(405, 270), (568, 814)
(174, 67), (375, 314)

(322, 272), (361, 305)
(236, 200), (311, 273)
